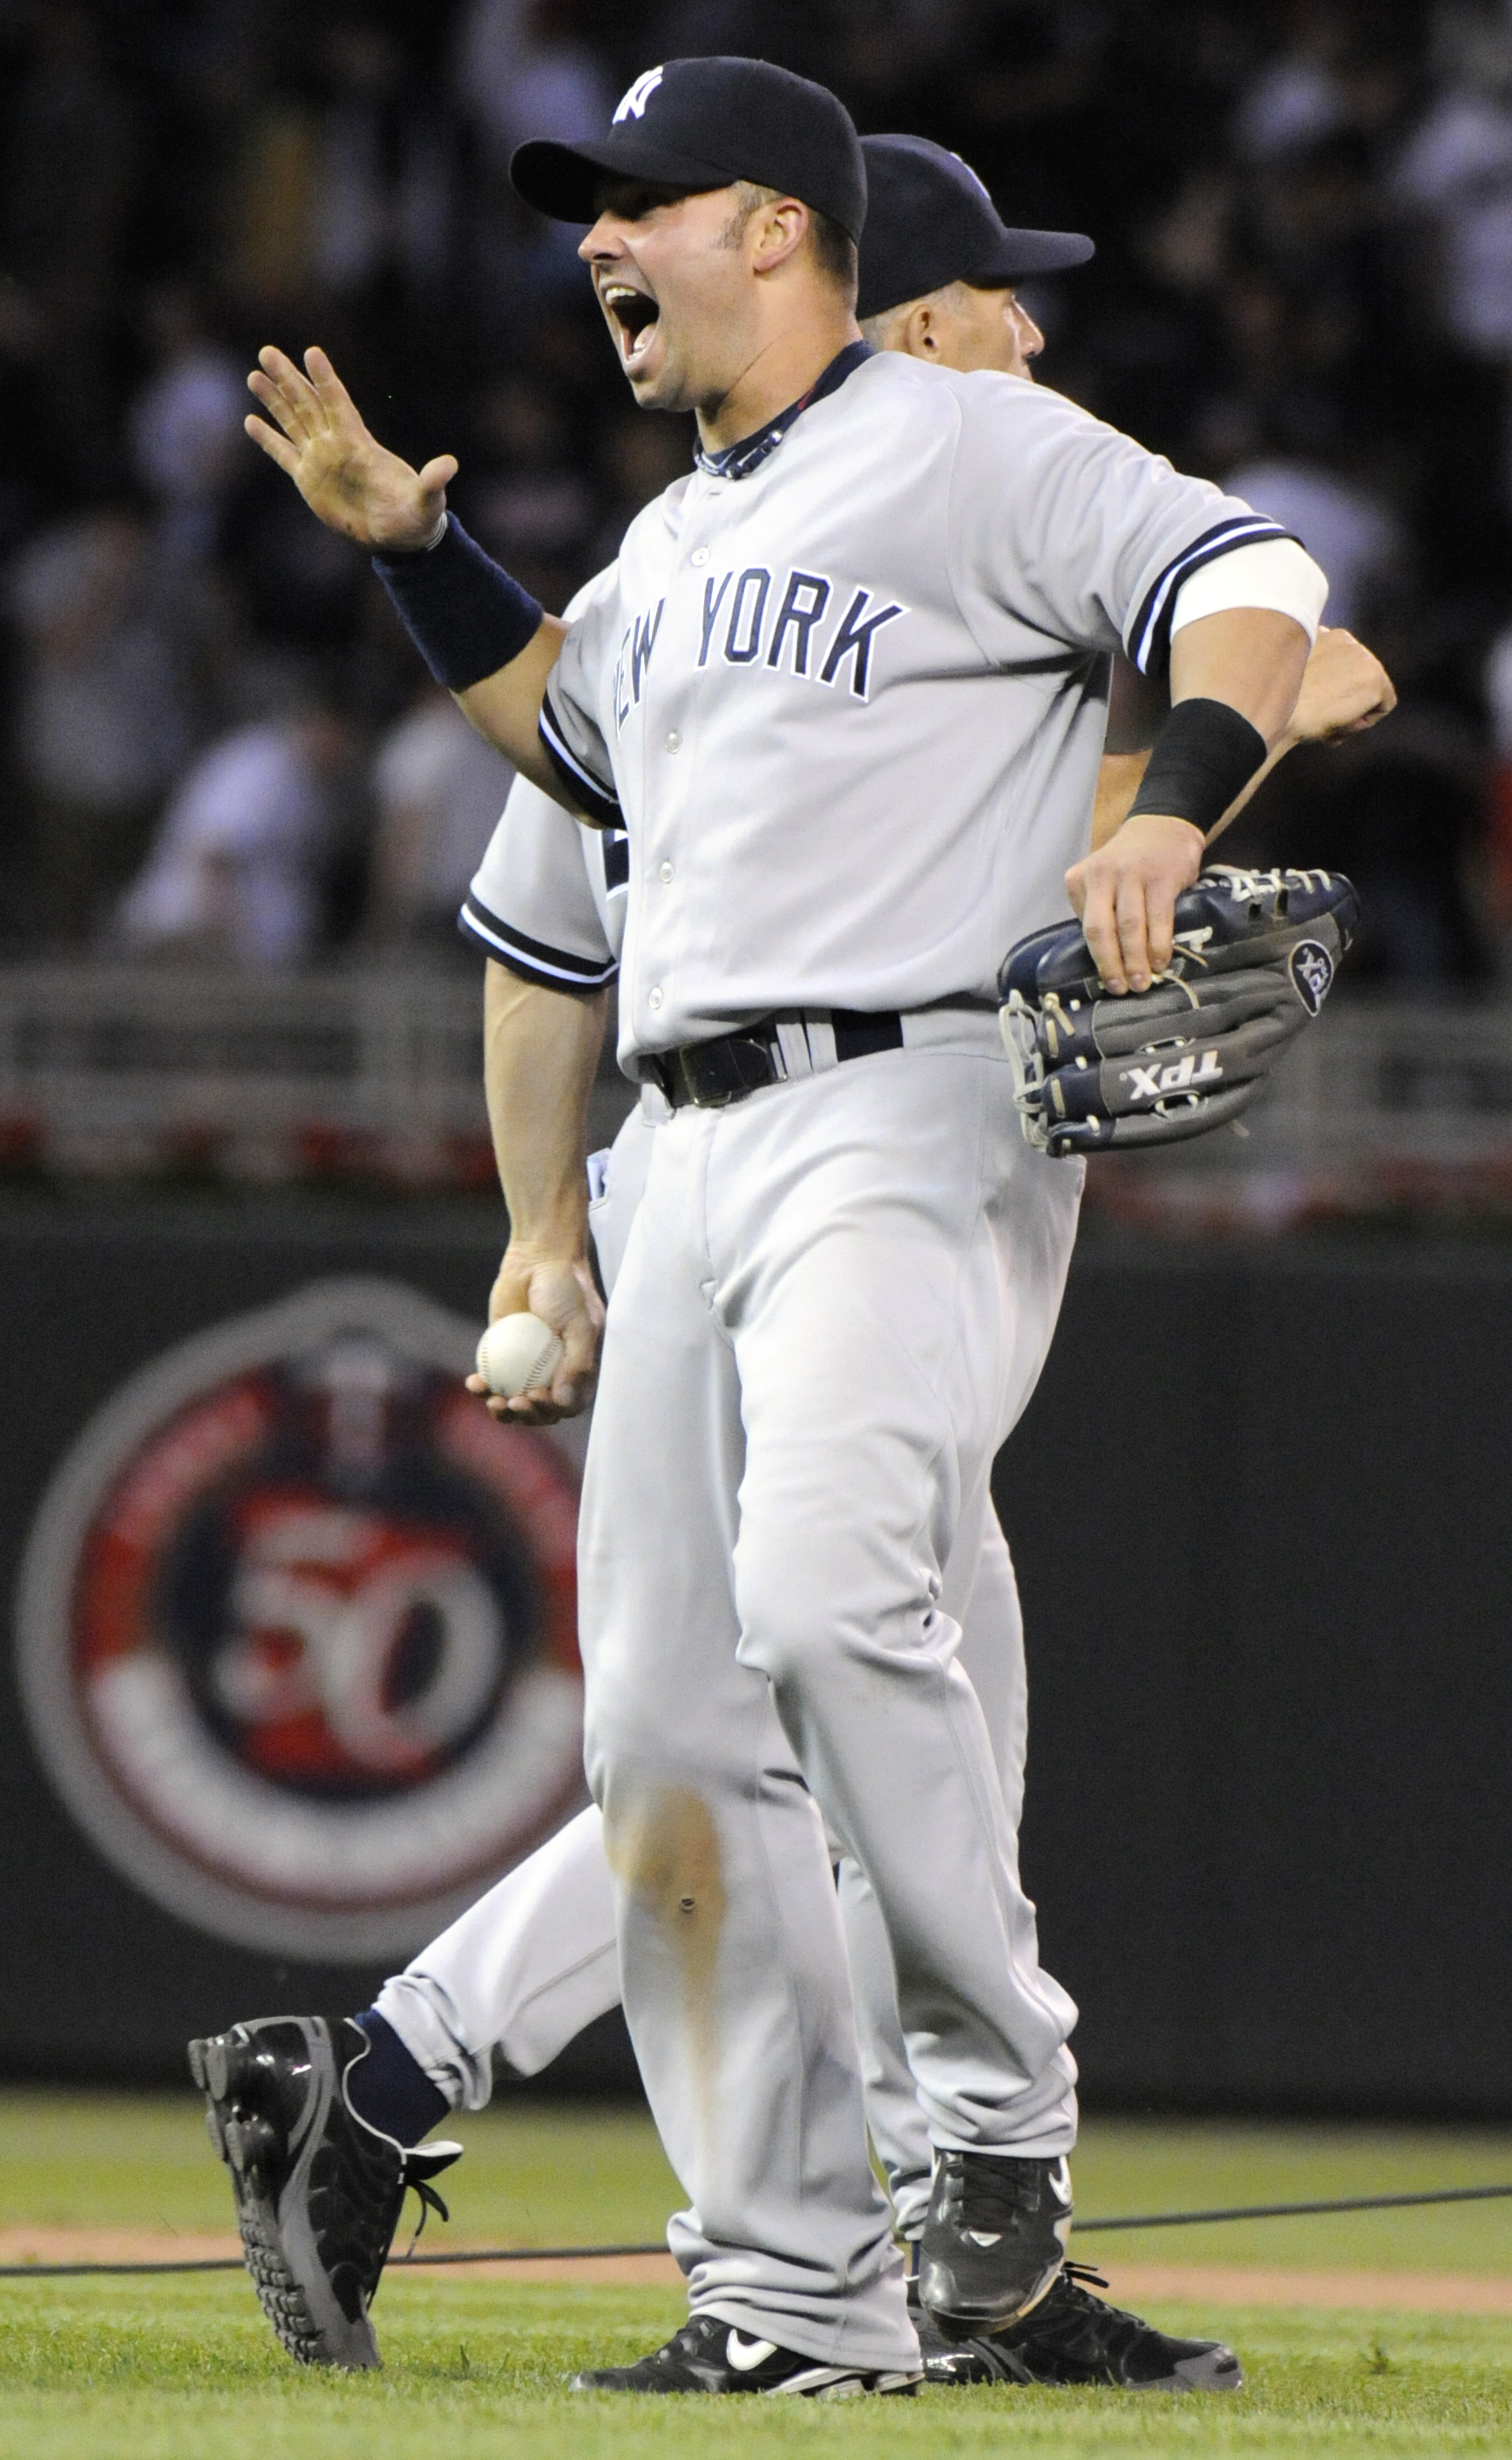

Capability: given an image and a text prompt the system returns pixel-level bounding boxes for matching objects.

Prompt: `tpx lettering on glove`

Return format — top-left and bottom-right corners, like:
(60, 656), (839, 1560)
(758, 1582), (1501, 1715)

(1124, 1050), (1224, 1101)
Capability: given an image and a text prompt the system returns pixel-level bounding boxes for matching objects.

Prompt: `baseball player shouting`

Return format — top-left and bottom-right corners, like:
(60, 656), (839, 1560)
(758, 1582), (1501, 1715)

(191, 129), (1389, 2396)
(195, 63), (1366, 2396)
(194, 132), (1386, 2389)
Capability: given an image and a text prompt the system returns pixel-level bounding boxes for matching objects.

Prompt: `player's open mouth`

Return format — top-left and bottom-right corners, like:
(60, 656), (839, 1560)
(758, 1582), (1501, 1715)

(602, 282), (661, 370)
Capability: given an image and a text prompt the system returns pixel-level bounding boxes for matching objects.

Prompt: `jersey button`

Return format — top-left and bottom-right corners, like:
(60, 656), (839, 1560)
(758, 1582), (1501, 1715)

(690, 546), (710, 567)
(648, 986), (664, 1012)
(665, 729), (681, 753)
(659, 860), (675, 883)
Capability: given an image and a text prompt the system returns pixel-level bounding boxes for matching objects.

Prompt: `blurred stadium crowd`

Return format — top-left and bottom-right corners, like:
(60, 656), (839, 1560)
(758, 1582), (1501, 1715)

(4, 0), (1512, 984)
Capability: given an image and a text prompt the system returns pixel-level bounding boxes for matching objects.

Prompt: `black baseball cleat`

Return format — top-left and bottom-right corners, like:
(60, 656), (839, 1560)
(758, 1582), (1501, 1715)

(918, 2261), (1243, 2392)
(570, 2313), (922, 2396)
(187, 2014), (461, 2369)
(919, 2149), (1072, 2333)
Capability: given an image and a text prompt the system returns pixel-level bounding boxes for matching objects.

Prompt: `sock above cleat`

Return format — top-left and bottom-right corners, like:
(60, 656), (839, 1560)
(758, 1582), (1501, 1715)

(346, 2011), (451, 2147)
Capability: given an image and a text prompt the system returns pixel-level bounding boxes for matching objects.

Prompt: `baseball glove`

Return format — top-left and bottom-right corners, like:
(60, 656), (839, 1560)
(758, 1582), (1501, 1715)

(998, 864), (1359, 1155)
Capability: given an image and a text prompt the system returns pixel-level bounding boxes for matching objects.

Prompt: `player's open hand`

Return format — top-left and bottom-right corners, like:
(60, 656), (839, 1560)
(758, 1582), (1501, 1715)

(465, 1250), (605, 1425)
(245, 345), (458, 553)
(1065, 810), (1205, 995)
(1287, 626), (1396, 744)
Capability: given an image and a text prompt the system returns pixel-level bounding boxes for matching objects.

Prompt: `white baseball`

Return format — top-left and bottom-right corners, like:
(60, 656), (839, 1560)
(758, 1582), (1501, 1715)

(475, 1313), (565, 1398)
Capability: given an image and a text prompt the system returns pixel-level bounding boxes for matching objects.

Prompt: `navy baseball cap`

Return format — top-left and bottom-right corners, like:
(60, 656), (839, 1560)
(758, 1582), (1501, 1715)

(511, 57), (866, 245)
(857, 134), (1093, 322)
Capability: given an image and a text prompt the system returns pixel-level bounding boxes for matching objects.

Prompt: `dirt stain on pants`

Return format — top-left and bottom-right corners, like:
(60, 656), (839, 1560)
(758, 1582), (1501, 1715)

(605, 1786), (727, 2131)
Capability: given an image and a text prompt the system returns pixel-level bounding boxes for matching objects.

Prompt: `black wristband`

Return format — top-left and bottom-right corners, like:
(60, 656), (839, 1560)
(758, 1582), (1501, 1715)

(373, 517), (544, 692)
(1127, 696), (1266, 835)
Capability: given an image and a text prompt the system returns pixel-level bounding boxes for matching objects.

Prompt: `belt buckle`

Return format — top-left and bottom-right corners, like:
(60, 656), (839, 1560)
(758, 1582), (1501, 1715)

(651, 1046), (730, 1110)
(719, 1032), (783, 1103)
(676, 1047), (726, 1109)
(675, 1031), (781, 1109)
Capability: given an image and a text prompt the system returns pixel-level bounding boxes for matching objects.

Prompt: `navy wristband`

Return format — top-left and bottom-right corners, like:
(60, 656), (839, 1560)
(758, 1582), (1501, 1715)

(373, 517), (544, 692)
(1127, 696), (1266, 836)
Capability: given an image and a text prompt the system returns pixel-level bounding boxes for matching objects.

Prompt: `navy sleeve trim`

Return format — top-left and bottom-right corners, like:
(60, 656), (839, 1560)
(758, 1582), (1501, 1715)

(458, 891), (618, 990)
(1127, 516), (1296, 678)
(538, 689), (622, 828)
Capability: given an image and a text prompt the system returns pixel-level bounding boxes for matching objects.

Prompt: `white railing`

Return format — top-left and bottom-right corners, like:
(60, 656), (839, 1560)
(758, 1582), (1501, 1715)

(1231, 999), (1512, 1168)
(0, 963), (480, 1124)
(0, 967), (1507, 1198)
(1087, 995), (1512, 1227)
(0, 963), (493, 1178)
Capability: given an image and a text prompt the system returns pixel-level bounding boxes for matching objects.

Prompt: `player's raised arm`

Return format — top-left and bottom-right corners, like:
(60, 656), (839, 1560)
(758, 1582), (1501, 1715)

(244, 344), (575, 802)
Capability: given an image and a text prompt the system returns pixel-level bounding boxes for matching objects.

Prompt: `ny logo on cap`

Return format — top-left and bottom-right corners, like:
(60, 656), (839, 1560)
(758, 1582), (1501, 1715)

(614, 65), (664, 123)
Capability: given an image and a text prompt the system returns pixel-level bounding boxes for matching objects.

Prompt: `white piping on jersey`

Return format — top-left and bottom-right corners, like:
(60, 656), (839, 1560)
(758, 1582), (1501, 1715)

(539, 688), (620, 821)
(459, 891), (619, 988)
(1128, 513), (1292, 674)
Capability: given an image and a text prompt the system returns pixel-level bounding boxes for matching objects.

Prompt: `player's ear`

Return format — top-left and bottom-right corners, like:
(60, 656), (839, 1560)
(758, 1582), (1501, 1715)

(908, 301), (940, 361)
(749, 196), (809, 276)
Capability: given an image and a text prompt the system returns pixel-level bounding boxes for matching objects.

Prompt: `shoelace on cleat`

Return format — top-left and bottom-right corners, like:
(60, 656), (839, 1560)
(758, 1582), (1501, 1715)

(318, 2020), (462, 2304)
(1003, 2261), (1157, 2366)
(400, 2172), (451, 2260)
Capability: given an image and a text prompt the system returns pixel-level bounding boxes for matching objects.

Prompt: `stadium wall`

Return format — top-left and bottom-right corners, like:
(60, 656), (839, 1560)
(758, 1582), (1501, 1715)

(0, 1192), (1504, 2115)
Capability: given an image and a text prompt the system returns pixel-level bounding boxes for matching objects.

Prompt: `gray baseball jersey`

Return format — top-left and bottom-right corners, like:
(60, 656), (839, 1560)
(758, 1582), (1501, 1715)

(537, 345), (1292, 1065)
(471, 350), (1317, 2362)
(402, 768), (1039, 2249)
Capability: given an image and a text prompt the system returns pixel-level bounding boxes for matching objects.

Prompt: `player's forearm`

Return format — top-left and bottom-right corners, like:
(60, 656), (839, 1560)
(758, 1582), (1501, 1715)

(1099, 624), (1398, 851)
(453, 618), (578, 803)
(372, 513), (573, 779)
(1092, 616), (1308, 852)
(242, 346), (586, 798)
(1070, 612), (1310, 992)
(1096, 725), (1295, 851)
(484, 963), (607, 1256)
(1091, 751), (1149, 850)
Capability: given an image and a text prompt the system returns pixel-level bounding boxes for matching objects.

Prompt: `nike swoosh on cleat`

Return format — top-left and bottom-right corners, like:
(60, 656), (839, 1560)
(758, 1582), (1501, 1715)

(1048, 2159), (1072, 2206)
(966, 2231), (1002, 2247)
(726, 2331), (779, 2371)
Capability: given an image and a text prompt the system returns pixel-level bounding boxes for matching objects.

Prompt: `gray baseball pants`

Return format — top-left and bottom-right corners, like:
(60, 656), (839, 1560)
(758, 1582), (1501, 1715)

(376, 1479), (1028, 2240)
(573, 1024), (1081, 2370)
(376, 1094), (1048, 2250)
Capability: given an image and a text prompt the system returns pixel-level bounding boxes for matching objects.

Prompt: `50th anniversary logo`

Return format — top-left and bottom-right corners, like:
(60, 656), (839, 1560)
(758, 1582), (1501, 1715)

(15, 1280), (586, 1960)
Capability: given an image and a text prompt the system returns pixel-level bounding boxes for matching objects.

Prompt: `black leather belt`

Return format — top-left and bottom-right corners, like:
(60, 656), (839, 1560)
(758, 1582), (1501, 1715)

(648, 1010), (904, 1111)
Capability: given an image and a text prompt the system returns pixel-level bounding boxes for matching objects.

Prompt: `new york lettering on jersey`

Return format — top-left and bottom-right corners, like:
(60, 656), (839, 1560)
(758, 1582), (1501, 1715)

(607, 566), (906, 738)
(537, 350), (1294, 1061)
(695, 568), (905, 695)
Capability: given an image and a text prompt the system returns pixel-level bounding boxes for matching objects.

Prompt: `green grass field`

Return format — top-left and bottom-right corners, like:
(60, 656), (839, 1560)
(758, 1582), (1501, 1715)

(3, 2091), (1512, 2457)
